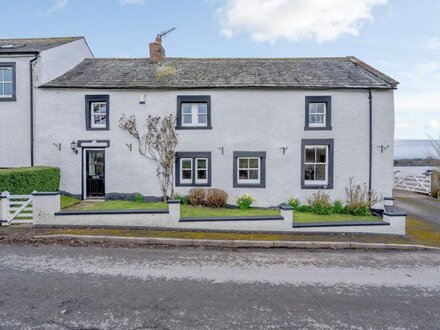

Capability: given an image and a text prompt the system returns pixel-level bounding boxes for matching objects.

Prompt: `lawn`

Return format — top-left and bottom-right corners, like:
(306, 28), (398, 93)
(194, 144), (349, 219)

(62, 198), (378, 222)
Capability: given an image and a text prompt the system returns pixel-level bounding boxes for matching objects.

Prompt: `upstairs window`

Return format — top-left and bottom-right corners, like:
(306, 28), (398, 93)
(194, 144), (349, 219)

(305, 96), (332, 130)
(85, 95), (110, 130)
(177, 96), (211, 129)
(176, 152), (211, 186)
(0, 63), (16, 101)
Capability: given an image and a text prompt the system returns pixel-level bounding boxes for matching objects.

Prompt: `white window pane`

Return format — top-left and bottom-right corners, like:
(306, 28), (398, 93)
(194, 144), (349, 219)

(305, 147), (315, 163)
(183, 114), (192, 124)
(182, 170), (192, 180)
(304, 165), (315, 181)
(317, 103), (326, 112)
(181, 159), (192, 169)
(249, 158), (259, 169)
(3, 83), (12, 96)
(197, 159), (207, 169)
(249, 170), (259, 179)
(197, 103), (207, 114)
(238, 158), (248, 169)
(198, 114), (207, 124)
(315, 165), (326, 180)
(197, 170), (207, 180)
(0, 83), (4, 95)
(3, 68), (12, 81)
(315, 114), (324, 123)
(238, 170), (248, 179)
(182, 104), (192, 114)
(309, 105), (318, 114)
(316, 147), (327, 163)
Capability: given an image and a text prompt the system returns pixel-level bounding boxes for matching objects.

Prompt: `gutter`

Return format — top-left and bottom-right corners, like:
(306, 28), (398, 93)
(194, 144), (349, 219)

(368, 89), (373, 194)
(30, 54), (39, 166)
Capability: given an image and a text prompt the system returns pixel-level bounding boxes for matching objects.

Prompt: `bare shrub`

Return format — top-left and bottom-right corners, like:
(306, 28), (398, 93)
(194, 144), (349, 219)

(345, 177), (382, 215)
(205, 188), (228, 208)
(306, 190), (332, 215)
(188, 188), (206, 206)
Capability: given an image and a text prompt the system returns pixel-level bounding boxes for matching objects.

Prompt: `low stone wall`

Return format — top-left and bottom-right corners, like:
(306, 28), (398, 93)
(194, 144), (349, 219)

(32, 193), (406, 235)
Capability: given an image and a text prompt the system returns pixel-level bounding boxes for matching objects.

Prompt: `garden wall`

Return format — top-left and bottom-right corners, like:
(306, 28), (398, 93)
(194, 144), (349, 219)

(32, 193), (406, 235)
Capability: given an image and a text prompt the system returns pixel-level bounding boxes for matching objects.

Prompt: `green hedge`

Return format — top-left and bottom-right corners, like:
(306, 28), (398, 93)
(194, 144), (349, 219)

(0, 166), (60, 194)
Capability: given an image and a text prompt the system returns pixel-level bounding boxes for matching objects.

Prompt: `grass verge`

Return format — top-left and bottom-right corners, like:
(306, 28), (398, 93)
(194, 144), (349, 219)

(61, 195), (80, 209)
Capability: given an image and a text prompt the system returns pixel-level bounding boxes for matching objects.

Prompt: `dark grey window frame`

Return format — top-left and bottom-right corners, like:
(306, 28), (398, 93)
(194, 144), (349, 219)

(175, 152), (212, 187)
(304, 96), (332, 131)
(0, 62), (16, 102)
(233, 151), (266, 188)
(176, 95), (212, 130)
(85, 95), (110, 131)
(301, 139), (334, 189)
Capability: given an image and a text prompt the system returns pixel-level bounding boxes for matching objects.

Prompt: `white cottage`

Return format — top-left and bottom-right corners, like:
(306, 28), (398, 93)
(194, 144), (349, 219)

(0, 36), (398, 206)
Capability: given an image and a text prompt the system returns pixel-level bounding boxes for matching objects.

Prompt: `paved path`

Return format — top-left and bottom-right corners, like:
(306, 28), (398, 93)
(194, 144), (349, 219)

(0, 245), (439, 329)
(394, 189), (440, 227)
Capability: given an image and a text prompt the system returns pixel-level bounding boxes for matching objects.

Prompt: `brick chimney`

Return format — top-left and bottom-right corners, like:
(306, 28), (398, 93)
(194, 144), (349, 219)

(149, 35), (165, 63)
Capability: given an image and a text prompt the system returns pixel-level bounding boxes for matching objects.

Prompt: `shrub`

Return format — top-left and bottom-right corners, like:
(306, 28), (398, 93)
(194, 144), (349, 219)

(287, 197), (300, 211)
(134, 193), (143, 203)
(206, 188), (228, 208)
(188, 188), (206, 206)
(173, 193), (189, 205)
(345, 177), (382, 216)
(0, 166), (60, 194)
(306, 190), (332, 215)
(332, 200), (344, 214)
(236, 194), (256, 210)
(297, 204), (311, 212)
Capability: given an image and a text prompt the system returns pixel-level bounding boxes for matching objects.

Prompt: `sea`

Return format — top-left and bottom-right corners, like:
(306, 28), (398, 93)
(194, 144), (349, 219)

(394, 139), (437, 175)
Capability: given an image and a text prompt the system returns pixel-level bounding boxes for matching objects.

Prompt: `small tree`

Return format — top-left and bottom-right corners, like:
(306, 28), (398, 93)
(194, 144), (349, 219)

(427, 133), (440, 161)
(119, 114), (178, 201)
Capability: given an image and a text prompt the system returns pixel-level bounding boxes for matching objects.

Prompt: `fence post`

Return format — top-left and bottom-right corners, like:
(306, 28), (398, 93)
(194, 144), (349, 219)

(0, 192), (10, 225)
(280, 204), (294, 228)
(32, 192), (60, 226)
(431, 170), (440, 199)
(167, 200), (181, 221)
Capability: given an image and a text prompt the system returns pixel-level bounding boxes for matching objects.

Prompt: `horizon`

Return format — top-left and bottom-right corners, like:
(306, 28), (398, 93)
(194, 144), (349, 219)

(2, 0), (439, 140)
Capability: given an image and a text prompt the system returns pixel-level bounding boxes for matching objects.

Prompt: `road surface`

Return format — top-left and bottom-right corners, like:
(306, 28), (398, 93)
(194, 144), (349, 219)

(0, 244), (439, 329)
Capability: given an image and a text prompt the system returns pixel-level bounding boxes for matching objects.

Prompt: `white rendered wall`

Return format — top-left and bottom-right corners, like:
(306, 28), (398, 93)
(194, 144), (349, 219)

(34, 88), (395, 206)
(0, 56), (33, 167)
(0, 38), (92, 168)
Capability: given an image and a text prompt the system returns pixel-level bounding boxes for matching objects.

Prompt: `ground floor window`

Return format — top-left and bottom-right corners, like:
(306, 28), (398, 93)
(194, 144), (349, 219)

(301, 139), (334, 189)
(176, 152), (211, 186)
(233, 151), (266, 188)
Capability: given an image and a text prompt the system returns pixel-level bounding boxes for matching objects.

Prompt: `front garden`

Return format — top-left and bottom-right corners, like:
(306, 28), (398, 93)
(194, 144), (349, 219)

(61, 184), (379, 223)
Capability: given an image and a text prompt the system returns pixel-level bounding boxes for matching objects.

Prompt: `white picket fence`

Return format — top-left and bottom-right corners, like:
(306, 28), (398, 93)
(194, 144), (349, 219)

(0, 192), (33, 225)
(393, 173), (431, 195)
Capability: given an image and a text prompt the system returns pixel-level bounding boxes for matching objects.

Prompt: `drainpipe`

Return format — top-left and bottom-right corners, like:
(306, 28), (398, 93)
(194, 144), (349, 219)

(368, 89), (373, 194)
(30, 54), (38, 166)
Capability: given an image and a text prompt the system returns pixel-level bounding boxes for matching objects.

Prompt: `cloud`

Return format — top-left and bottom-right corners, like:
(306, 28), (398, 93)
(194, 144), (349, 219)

(425, 37), (440, 51)
(46, 0), (69, 14)
(218, 0), (387, 43)
(119, 0), (145, 5)
(425, 119), (440, 130)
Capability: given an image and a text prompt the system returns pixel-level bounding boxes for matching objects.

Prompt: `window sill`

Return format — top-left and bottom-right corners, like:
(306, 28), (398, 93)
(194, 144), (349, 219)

(301, 184), (333, 189)
(233, 183), (266, 189)
(86, 127), (110, 131)
(304, 126), (332, 131)
(176, 126), (212, 130)
(176, 183), (211, 187)
(0, 97), (16, 102)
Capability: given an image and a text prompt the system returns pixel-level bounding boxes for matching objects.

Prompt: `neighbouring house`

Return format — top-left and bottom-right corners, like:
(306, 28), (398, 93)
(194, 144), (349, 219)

(0, 35), (398, 207)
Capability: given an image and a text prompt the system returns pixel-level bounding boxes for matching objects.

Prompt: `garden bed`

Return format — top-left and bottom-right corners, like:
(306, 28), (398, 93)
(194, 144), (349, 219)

(61, 197), (378, 223)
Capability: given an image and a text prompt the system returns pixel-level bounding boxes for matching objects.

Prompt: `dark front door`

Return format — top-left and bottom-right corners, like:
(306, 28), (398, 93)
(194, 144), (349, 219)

(86, 150), (105, 198)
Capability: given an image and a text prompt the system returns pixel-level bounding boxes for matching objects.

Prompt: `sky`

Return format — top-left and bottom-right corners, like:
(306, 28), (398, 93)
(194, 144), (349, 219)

(1, 0), (439, 140)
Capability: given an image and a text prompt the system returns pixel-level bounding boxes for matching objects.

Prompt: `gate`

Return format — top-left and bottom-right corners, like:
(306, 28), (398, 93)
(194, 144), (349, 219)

(393, 173), (431, 195)
(0, 192), (33, 225)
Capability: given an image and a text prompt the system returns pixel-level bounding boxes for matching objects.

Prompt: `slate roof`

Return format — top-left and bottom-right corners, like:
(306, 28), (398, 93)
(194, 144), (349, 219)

(0, 37), (83, 53)
(42, 56), (398, 90)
